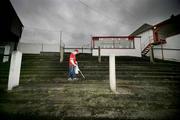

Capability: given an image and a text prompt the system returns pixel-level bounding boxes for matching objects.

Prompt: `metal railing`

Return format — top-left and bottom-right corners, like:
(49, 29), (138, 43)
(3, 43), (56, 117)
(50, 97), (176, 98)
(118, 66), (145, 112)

(141, 36), (154, 51)
(93, 37), (135, 49)
(18, 42), (92, 54)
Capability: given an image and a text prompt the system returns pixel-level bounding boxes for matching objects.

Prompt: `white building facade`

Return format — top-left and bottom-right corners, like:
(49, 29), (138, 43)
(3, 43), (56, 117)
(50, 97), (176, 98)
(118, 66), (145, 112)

(130, 14), (180, 62)
(153, 34), (180, 62)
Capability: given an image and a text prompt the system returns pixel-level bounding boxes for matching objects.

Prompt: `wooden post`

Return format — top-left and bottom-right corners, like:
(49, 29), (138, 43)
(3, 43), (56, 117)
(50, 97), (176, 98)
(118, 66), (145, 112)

(60, 46), (64, 63)
(59, 31), (63, 62)
(98, 46), (101, 63)
(150, 44), (154, 63)
(161, 40), (164, 60)
(41, 43), (43, 56)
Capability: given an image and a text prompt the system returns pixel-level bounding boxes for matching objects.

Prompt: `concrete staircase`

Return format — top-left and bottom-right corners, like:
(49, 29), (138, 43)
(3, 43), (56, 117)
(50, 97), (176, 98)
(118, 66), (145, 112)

(0, 53), (180, 119)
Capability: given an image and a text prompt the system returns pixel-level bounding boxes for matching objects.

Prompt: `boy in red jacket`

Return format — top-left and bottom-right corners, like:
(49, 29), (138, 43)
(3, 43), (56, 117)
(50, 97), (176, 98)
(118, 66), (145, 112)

(68, 49), (79, 80)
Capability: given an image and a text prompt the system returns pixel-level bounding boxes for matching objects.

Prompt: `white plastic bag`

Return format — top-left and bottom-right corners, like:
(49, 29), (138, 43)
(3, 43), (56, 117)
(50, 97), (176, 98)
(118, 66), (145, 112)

(75, 65), (79, 74)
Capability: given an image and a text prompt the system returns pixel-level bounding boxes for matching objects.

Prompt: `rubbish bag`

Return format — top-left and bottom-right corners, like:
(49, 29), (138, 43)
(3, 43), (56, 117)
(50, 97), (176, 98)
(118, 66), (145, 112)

(75, 65), (79, 74)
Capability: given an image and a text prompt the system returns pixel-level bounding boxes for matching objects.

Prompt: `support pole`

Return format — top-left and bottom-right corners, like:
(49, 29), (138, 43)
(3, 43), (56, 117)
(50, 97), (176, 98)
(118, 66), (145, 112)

(150, 45), (154, 63)
(60, 46), (64, 63)
(59, 31), (63, 62)
(161, 40), (164, 60)
(41, 43), (44, 56)
(109, 55), (116, 93)
(8, 51), (22, 90)
(98, 46), (101, 63)
(90, 35), (93, 55)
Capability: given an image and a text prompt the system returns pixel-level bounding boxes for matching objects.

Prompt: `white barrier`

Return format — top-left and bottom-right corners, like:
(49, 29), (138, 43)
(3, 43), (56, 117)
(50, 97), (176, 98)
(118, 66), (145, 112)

(8, 51), (22, 90)
(109, 55), (116, 93)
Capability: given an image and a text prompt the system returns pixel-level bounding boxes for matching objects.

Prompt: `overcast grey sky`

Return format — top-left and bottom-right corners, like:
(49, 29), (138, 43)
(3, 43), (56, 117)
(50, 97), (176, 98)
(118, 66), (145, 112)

(10, 0), (180, 47)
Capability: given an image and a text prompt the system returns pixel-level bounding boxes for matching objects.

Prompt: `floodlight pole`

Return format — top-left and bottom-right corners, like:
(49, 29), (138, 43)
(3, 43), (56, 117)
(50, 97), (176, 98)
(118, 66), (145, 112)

(60, 31), (63, 63)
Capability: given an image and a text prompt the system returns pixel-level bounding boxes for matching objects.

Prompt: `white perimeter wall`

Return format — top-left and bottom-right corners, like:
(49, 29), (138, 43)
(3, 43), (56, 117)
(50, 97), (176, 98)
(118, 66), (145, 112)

(92, 38), (141, 57)
(18, 42), (60, 54)
(18, 42), (91, 54)
(153, 34), (180, 62)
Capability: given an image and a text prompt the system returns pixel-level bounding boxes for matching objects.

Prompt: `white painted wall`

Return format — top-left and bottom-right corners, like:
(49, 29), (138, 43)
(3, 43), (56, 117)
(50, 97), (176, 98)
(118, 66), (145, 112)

(153, 34), (180, 62)
(92, 38), (141, 57)
(138, 29), (154, 51)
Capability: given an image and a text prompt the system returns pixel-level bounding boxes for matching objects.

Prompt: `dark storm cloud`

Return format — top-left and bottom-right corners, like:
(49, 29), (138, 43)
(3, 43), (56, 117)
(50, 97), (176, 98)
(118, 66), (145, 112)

(10, 0), (180, 47)
(118, 0), (180, 32)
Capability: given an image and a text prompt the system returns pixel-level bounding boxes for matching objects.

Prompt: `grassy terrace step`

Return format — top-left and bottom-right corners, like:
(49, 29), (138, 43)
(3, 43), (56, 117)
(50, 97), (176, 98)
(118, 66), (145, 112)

(1, 52), (180, 119)
(19, 73), (180, 78)
(20, 60), (180, 65)
(20, 65), (180, 70)
(19, 71), (180, 77)
(20, 75), (180, 84)
(0, 62), (10, 91)
(19, 79), (180, 85)
(1, 80), (180, 119)
(19, 76), (180, 81)
(19, 53), (180, 82)
(19, 70), (180, 75)
(20, 68), (180, 72)
(20, 66), (180, 71)
(22, 53), (178, 62)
